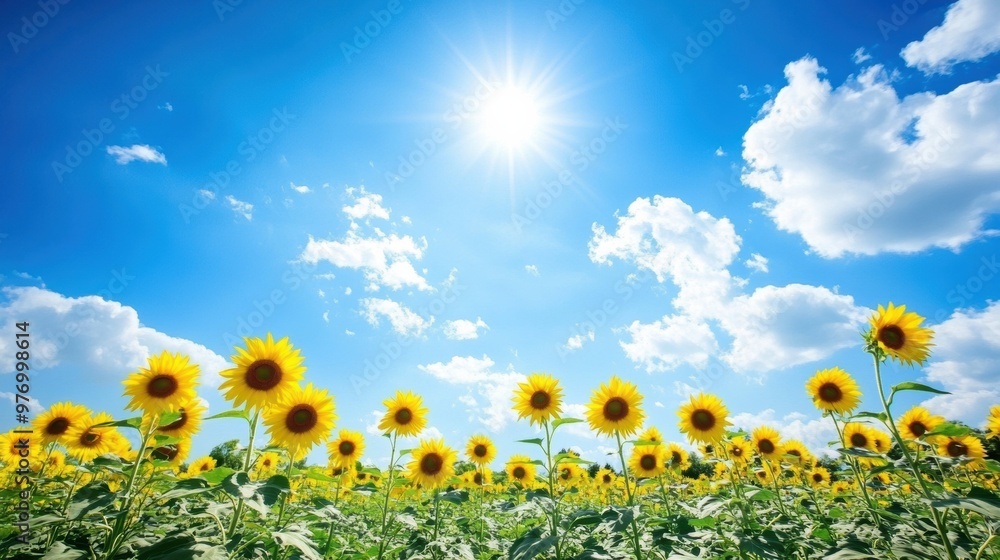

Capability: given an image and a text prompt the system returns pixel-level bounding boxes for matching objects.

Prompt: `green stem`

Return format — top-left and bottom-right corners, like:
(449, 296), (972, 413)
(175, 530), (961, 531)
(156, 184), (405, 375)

(543, 420), (562, 560)
(323, 471), (344, 557)
(614, 432), (643, 560)
(226, 408), (260, 540)
(376, 433), (399, 560)
(104, 413), (158, 559)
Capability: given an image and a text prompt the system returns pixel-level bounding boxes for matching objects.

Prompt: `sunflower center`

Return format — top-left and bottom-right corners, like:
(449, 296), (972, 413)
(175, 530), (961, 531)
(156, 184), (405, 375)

(691, 409), (716, 431)
(788, 449), (801, 458)
(878, 325), (906, 350)
(512, 466), (526, 479)
(152, 445), (179, 461)
(46, 417), (70, 435)
(946, 441), (968, 457)
(850, 433), (868, 448)
(603, 397), (629, 421)
(640, 454), (657, 470)
(812, 473), (823, 483)
(80, 431), (101, 447)
(147, 375), (178, 398)
(818, 382), (843, 403)
(909, 421), (927, 437)
(704, 444), (715, 455)
(473, 472), (483, 485)
(331, 467), (346, 476)
(394, 408), (413, 425)
(530, 391), (551, 410)
(420, 452), (443, 475)
(200, 463), (211, 471)
(731, 446), (743, 457)
(561, 468), (571, 480)
(263, 459), (273, 467)
(246, 360), (283, 391)
(671, 451), (681, 465)
(473, 444), (488, 457)
(758, 440), (775, 454)
(602, 474), (612, 483)
(160, 409), (188, 432)
(286, 404), (318, 434)
(339, 441), (356, 456)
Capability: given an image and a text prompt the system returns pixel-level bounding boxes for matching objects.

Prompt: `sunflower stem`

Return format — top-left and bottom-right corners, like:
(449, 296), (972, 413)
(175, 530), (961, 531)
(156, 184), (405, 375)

(103, 413), (158, 559)
(226, 408), (260, 540)
(323, 470), (345, 557)
(376, 432), (399, 560)
(542, 420), (562, 560)
(614, 431), (644, 560)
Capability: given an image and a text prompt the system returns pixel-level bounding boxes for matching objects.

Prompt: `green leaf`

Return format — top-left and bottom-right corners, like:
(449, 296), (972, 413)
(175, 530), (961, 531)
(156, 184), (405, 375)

(851, 411), (888, 423)
(204, 409), (250, 422)
(689, 515), (717, 528)
(924, 422), (971, 438)
(157, 410), (182, 428)
(92, 416), (142, 432)
(509, 527), (557, 560)
(516, 438), (544, 446)
(888, 382), (949, 407)
(158, 478), (213, 501)
(136, 533), (229, 559)
(66, 482), (116, 521)
(743, 487), (777, 502)
(837, 447), (884, 459)
(929, 487), (1000, 518)
(439, 489), (469, 504)
(631, 439), (660, 446)
(272, 528), (322, 560)
(200, 467), (236, 485)
(551, 417), (583, 430)
(40, 542), (88, 560)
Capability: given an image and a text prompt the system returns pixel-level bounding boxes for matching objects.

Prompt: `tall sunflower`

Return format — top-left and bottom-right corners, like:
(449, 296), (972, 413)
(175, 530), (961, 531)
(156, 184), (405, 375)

(141, 397), (206, 441)
(255, 451), (282, 473)
(378, 390), (428, 437)
(897, 406), (943, 440)
(808, 466), (830, 487)
(406, 438), (457, 489)
(585, 376), (645, 437)
(122, 351), (200, 414)
(506, 454), (536, 486)
(465, 434), (497, 466)
(698, 442), (716, 458)
(629, 445), (667, 479)
(726, 436), (750, 464)
(936, 435), (986, 460)
(34, 402), (91, 446)
(186, 456), (217, 476)
(65, 413), (119, 463)
(219, 334), (306, 409)
(557, 462), (585, 487)
(842, 422), (875, 452)
(986, 405), (1000, 440)
(328, 429), (365, 469)
(0, 430), (36, 467)
(665, 442), (690, 471)
(868, 303), (934, 366)
(751, 426), (783, 462)
(595, 467), (617, 488)
(512, 373), (563, 426)
(677, 393), (731, 443)
(638, 426), (663, 445)
(782, 440), (810, 466)
(264, 383), (336, 458)
(805, 367), (862, 414)
(149, 438), (191, 467)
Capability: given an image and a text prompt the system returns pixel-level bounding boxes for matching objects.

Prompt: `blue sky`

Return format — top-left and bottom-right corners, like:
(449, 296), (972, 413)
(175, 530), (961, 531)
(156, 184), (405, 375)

(2, 0), (999, 466)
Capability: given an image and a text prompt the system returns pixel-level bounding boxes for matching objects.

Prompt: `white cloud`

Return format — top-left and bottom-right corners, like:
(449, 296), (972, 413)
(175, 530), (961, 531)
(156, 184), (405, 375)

(345, 329), (355, 336)
(290, 182), (311, 194)
(620, 314), (719, 372)
(852, 47), (871, 64)
(359, 297), (433, 337)
(901, 0), (1000, 74)
(344, 287), (352, 295)
(745, 253), (769, 273)
(563, 330), (595, 351)
(226, 196), (253, 221)
(0, 287), (229, 387)
(714, 146), (726, 156)
(418, 355), (525, 431)
(654, 401), (665, 408)
(730, 409), (838, 457)
(920, 302), (1000, 425)
(197, 189), (216, 201)
(322, 311), (329, 323)
(442, 317), (489, 340)
(343, 187), (390, 221)
(0, 391), (43, 414)
(738, 84), (750, 99)
(106, 144), (167, 165)
(742, 57), (1000, 258)
(158, 102), (173, 112)
(524, 265), (539, 276)
(401, 216), (412, 225)
(300, 231), (431, 292)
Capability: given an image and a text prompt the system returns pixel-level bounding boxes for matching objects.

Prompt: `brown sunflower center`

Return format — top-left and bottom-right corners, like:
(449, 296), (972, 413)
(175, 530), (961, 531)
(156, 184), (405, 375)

(850, 433), (868, 448)
(152, 445), (179, 461)
(147, 375), (179, 398)
(420, 452), (443, 475)
(731, 446), (743, 457)
(331, 467), (346, 476)
(691, 409), (716, 431)
(909, 421), (927, 437)
(818, 382), (843, 403)
(602, 474), (612, 483)
(946, 440), (968, 457)
(160, 409), (188, 432)
(473, 444), (488, 457)
(603, 397), (629, 421)
(878, 325), (905, 350)
(787, 449), (801, 458)
(530, 391), (551, 410)
(704, 444), (715, 455)
(473, 472), (483, 485)
(200, 463), (211, 471)
(286, 404), (318, 434)
(80, 431), (101, 447)
(339, 440), (356, 456)
(246, 360), (283, 391)
(671, 451), (682, 465)
(46, 417), (70, 435)
(758, 439), (775, 454)
(640, 454), (657, 470)
(560, 468), (571, 480)
(512, 466), (526, 479)
(394, 408), (413, 425)
(812, 473), (823, 483)
(263, 459), (273, 467)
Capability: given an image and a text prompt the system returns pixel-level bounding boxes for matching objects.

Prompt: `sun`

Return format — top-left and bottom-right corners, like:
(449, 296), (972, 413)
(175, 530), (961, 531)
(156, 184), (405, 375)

(478, 86), (540, 148)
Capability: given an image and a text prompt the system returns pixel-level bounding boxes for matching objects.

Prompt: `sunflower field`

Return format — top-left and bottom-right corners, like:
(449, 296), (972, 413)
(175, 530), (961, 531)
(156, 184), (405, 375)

(2, 303), (999, 559)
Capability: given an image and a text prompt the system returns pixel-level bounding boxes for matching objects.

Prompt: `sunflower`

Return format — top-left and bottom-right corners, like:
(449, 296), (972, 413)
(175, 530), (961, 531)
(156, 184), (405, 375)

(842, 422), (875, 452)
(512, 373), (564, 426)
(698, 442), (717, 458)
(557, 462), (585, 486)
(44, 450), (68, 475)
(65, 413), (119, 463)
(752, 426), (783, 462)
(677, 393), (731, 443)
(808, 466), (830, 487)
(629, 445), (667, 479)
(665, 442), (689, 471)
(585, 376), (645, 437)
(407, 438), (457, 489)
(34, 402), (91, 446)
(986, 405), (1000, 440)
(219, 333), (306, 409)
(897, 406), (943, 440)
(595, 467), (617, 487)
(122, 351), (200, 415)
(639, 426), (663, 445)
(782, 440), (810, 466)
(186, 456), (217, 476)
(805, 367), (862, 414)
(149, 438), (191, 466)
(754, 469), (769, 483)
(506, 455), (536, 486)
(462, 468), (493, 489)
(936, 435), (986, 460)
(328, 429), (365, 469)
(871, 430), (892, 454)
(726, 436), (750, 464)
(868, 303), (934, 366)
(466, 434), (496, 466)
(264, 383), (336, 458)
(0, 430), (34, 467)
(378, 390), (428, 437)
(141, 397), (206, 441)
